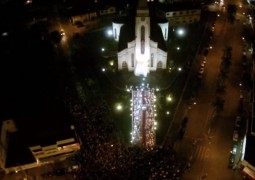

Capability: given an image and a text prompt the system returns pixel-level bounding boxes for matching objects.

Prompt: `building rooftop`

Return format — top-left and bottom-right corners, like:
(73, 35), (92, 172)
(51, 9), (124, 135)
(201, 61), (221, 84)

(118, 17), (167, 52)
(157, 1), (201, 12)
(137, 0), (148, 10)
(0, 26), (75, 168)
(2, 99), (75, 167)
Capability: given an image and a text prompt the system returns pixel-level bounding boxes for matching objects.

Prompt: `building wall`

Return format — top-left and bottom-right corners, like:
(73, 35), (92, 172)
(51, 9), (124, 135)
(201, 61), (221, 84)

(0, 120), (17, 172)
(29, 138), (80, 162)
(117, 41), (136, 71)
(117, 39), (167, 73)
(166, 9), (201, 26)
(115, 0), (168, 76)
(156, 8), (201, 26)
(156, 48), (167, 69)
(112, 22), (124, 42)
(158, 22), (169, 41)
(134, 16), (151, 76)
(99, 6), (116, 16)
(70, 12), (98, 24)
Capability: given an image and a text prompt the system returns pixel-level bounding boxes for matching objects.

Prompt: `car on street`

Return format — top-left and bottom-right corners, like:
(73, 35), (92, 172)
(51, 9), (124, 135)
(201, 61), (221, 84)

(60, 29), (65, 36)
(200, 61), (206, 68)
(231, 144), (238, 154)
(235, 116), (241, 127)
(199, 67), (204, 74)
(75, 21), (84, 28)
(228, 154), (235, 168)
(197, 72), (203, 79)
(202, 59), (206, 64)
(233, 131), (239, 141)
(205, 44), (213, 50)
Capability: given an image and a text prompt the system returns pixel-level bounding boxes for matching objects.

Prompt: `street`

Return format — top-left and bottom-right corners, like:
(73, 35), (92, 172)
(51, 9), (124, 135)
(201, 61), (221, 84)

(165, 1), (252, 180)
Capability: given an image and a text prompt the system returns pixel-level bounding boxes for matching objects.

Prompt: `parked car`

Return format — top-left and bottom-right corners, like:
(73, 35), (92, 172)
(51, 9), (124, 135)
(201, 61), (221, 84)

(231, 144), (238, 154)
(60, 29), (65, 36)
(228, 154), (235, 168)
(233, 131), (239, 141)
(235, 116), (241, 127)
(75, 21), (84, 27)
(197, 72), (203, 79)
(200, 62), (206, 68)
(199, 67), (204, 74)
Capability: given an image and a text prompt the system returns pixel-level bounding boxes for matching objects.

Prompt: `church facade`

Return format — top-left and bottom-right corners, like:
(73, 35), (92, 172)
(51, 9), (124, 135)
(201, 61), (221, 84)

(112, 0), (168, 77)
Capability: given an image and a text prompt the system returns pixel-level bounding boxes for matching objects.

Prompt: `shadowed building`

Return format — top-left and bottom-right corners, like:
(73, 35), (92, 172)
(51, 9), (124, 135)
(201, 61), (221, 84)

(0, 103), (80, 174)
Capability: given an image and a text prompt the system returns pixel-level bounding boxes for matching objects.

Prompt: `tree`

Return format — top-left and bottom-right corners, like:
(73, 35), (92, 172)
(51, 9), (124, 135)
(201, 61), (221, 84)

(213, 97), (225, 113)
(50, 30), (62, 44)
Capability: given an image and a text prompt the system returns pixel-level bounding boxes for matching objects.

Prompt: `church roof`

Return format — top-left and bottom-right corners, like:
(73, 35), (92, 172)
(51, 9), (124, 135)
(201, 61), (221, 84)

(118, 18), (167, 52)
(137, 0), (148, 10)
(117, 0), (167, 52)
(112, 16), (128, 24)
(150, 19), (167, 51)
(118, 19), (135, 51)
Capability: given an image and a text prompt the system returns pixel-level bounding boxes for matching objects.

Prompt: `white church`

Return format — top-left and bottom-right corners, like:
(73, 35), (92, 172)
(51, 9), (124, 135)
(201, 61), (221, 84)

(112, 0), (169, 77)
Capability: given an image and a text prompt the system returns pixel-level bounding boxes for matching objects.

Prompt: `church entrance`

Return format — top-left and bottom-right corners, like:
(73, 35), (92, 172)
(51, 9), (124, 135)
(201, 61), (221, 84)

(122, 61), (128, 69)
(157, 61), (163, 69)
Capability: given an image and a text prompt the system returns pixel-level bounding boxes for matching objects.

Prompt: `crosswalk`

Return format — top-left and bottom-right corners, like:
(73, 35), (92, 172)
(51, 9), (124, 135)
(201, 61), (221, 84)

(192, 145), (210, 161)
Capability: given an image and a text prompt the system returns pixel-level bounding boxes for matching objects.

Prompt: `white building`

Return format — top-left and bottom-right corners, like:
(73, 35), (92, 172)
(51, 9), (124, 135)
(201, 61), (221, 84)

(112, 0), (168, 77)
(29, 137), (80, 162)
(155, 2), (201, 26)
(99, 6), (116, 16)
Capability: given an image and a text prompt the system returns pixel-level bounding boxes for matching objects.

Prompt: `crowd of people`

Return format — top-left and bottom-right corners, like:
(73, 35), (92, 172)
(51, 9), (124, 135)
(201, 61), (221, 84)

(131, 87), (156, 148)
(62, 86), (187, 180)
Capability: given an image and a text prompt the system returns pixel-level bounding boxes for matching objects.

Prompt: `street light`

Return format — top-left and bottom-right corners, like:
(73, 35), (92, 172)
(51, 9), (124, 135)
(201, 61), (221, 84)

(107, 29), (113, 36)
(109, 60), (114, 66)
(176, 27), (186, 37)
(166, 95), (172, 102)
(105, 26), (113, 37)
(116, 104), (123, 111)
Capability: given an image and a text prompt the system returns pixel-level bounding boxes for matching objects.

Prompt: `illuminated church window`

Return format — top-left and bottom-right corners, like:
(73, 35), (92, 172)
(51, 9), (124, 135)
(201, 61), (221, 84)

(141, 26), (145, 54)
(131, 54), (134, 67)
(151, 54), (154, 67)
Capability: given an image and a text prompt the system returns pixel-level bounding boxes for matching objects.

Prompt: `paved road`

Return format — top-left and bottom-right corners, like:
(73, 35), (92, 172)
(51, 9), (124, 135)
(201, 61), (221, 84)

(164, 2), (252, 180)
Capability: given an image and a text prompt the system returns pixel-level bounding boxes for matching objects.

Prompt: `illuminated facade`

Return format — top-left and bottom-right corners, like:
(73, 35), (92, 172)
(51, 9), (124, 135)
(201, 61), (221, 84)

(29, 138), (80, 162)
(156, 3), (201, 26)
(1, 122), (80, 174)
(112, 0), (168, 77)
